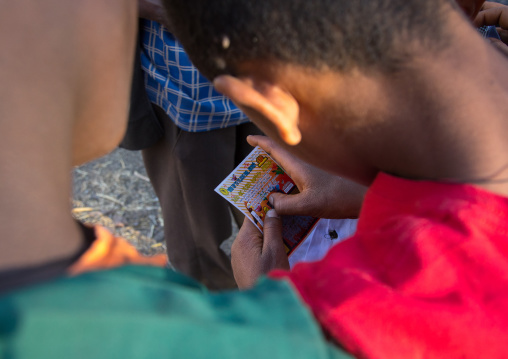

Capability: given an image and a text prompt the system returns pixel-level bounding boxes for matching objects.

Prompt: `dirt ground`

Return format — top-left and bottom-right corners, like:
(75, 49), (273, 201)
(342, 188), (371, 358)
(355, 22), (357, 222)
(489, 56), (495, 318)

(72, 148), (237, 257)
(72, 148), (165, 256)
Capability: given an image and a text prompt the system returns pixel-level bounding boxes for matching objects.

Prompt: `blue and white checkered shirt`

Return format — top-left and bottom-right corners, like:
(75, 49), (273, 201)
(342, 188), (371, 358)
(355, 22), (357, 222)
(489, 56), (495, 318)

(140, 20), (249, 132)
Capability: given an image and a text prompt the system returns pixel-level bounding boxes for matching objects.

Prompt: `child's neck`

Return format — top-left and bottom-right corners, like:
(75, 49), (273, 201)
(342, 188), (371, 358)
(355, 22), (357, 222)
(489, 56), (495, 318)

(362, 26), (508, 196)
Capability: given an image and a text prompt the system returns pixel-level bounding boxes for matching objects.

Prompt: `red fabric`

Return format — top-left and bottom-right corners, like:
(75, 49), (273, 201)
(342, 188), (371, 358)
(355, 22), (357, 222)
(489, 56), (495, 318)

(270, 173), (508, 358)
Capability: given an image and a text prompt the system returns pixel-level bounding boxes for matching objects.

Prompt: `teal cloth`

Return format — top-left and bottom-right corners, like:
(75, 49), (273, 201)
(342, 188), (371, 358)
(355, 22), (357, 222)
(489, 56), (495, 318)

(0, 266), (351, 359)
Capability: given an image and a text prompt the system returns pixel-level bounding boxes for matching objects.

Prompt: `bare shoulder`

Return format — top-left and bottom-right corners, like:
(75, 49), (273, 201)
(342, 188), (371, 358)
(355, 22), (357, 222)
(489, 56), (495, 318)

(0, 0), (137, 66)
(0, 0), (137, 157)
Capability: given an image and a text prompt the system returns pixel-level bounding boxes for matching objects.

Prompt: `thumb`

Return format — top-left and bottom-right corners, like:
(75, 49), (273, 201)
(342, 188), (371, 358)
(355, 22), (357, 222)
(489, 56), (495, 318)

(269, 192), (306, 216)
(263, 210), (283, 243)
(262, 210), (288, 270)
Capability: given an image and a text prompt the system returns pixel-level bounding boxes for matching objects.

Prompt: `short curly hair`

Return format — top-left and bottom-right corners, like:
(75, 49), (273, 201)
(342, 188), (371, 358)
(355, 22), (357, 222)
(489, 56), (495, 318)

(163, 0), (452, 79)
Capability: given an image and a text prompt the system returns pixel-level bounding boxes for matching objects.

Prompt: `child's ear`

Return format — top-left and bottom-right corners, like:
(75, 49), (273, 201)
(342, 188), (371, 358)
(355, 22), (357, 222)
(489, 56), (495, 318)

(214, 75), (301, 145)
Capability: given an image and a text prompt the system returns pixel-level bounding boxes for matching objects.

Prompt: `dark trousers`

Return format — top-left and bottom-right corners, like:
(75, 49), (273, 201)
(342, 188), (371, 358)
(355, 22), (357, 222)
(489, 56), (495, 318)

(142, 105), (262, 289)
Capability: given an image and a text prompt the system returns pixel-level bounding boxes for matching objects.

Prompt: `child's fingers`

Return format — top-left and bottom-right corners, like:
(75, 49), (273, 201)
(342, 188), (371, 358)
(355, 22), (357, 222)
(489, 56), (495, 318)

(246, 135), (275, 151)
(235, 217), (262, 241)
(474, 7), (508, 29)
(269, 191), (322, 218)
(261, 210), (289, 270)
(261, 210), (283, 252)
(480, 2), (506, 11)
(246, 135), (288, 162)
(246, 135), (306, 178)
(231, 218), (265, 288)
(498, 28), (508, 45)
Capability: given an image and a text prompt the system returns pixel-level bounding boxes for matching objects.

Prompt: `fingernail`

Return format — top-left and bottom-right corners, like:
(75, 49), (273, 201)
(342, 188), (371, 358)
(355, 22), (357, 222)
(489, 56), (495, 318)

(268, 194), (274, 205)
(213, 75), (226, 89)
(266, 209), (279, 218)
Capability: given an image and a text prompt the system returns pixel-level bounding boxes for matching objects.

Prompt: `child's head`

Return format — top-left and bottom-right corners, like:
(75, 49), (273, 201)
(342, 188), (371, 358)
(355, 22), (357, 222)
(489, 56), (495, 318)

(164, 0), (449, 80)
(164, 0), (484, 80)
(163, 0), (486, 183)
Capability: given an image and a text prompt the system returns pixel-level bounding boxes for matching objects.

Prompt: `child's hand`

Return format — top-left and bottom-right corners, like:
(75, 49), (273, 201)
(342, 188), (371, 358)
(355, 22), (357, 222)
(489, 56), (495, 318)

(231, 212), (289, 289)
(246, 135), (366, 219)
(474, 2), (508, 49)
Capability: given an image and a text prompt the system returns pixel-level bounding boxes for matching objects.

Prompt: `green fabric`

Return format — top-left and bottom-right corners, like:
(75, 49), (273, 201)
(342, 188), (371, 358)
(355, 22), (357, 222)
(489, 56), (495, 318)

(0, 266), (352, 359)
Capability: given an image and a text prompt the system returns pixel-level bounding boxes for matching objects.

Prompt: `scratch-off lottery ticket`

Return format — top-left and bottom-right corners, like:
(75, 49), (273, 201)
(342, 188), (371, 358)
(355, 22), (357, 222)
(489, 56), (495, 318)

(215, 147), (320, 256)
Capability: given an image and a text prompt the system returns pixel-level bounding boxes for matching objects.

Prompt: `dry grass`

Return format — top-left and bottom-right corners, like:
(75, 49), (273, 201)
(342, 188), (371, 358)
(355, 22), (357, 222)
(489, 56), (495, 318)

(72, 148), (165, 256)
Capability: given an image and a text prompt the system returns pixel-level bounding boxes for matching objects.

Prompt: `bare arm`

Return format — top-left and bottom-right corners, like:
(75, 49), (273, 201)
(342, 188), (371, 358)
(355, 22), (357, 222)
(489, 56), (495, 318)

(0, 0), (137, 270)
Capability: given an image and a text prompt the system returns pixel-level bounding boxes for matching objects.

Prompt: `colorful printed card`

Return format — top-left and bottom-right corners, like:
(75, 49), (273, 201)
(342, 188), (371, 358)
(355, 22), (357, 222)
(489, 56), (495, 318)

(215, 147), (320, 256)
